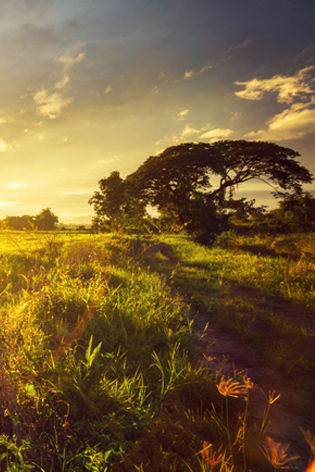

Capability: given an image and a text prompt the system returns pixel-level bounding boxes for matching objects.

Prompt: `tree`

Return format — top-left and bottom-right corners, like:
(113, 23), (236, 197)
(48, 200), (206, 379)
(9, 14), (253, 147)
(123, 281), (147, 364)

(126, 141), (312, 241)
(89, 171), (147, 232)
(90, 140), (313, 241)
(3, 215), (35, 230)
(34, 208), (58, 230)
(269, 190), (315, 232)
(89, 171), (127, 231)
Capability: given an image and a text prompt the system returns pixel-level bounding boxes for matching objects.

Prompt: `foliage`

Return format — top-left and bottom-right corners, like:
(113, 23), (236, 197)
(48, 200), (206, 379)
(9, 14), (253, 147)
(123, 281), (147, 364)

(0, 232), (313, 470)
(229, 191), (315, 234)
(90, 140), (312, 241)
(127, 141), (311, 205)
(2, 215), (35, 231)
(89, 171), (147, 232)
(34, 208), (59, 230)
(2, 208), (59, 231)
(89, 171), (127, 231)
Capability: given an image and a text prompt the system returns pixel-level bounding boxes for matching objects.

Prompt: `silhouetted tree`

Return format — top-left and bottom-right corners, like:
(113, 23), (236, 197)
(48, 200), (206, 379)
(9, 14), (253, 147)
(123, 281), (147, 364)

(3, 215), (34, 230)
(34, 208), (58, 230)
(89, 171), (146, 232)
(126, 141), (312, 241)
(90, 141), (313, 241)
(89, 171), (126, 231)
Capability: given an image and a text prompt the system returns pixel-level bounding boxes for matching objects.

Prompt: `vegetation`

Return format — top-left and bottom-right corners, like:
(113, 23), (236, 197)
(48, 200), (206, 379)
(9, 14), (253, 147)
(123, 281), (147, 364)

(1, 208), (59, 231)
(0, 231), (314, 471)
(0, 139), (314, 471)
(229, 191), (315, 234)
(89, 141), (313, 242)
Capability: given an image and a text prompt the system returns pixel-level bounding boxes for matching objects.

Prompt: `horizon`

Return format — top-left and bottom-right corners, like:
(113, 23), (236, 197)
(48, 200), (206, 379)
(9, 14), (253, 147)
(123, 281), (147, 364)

(0, 0), (314, 222)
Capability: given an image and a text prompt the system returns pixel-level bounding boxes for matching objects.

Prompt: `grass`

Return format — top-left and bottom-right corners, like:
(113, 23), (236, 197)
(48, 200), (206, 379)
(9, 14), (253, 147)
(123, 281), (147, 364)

(0, 233), (195, 470)
(142, 233), (314, 382)
(0, 231), (314, 471)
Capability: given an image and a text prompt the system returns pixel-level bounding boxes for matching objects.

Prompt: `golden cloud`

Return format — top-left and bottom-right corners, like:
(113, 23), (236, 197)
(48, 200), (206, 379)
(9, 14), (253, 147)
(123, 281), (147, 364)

(33, 43), (85, 119)
(245, 102), (315, 141)
(176, 109), (190, 120)
(33, 90), (72, 119)
(200, 128), (233, 142)
(235, 66), (314, 103)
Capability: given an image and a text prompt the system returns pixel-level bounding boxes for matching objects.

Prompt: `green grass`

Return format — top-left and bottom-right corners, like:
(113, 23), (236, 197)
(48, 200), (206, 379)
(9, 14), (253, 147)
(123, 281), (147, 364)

(140, 234), (315, 436)
(0, 231), (313, 471)
(152, 234), (315, 308)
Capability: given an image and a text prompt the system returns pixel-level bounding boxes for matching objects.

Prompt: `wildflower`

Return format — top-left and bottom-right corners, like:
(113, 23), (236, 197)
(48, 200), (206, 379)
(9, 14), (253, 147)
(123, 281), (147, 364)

(216, 375), (254, 399)
(199, 442), (224, 466)
(301, 429), (315, 456)
(267, 390), (281, 405)
(260, 436), (299, 469)
(242, 375), (254, 391)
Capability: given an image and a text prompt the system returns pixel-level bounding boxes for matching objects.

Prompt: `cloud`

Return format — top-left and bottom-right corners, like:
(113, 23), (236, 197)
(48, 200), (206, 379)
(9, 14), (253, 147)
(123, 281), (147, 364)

(156, 124), (233, 148)
(229, 38), (252, 52)
(55, 43), (85, 69)
(0, 117), (7, 124)
(235, 66), (314, 103)
(235, 38), (251, 49)
(104, 85), (112, 94)
(55, 73), (70, 90)
(4, 181), (37, 190)
(184, 63), (212, 79)
(200, 128), (233, 141)
(34, 43), (85, 119)
(180, 124), (200, 138)
(0, 139), (8, 152)
(33, 90), (72, 119)
(176, 109), (189, 120)
(0, 200), (23, 207)
(245, 101), (315, 141)
(237, 66), (315, 141)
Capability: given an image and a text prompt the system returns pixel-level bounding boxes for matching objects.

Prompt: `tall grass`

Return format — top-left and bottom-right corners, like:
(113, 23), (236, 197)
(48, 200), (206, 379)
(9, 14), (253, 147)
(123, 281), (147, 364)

(0, 232), (313, 470)
(0, 233), (194, 470)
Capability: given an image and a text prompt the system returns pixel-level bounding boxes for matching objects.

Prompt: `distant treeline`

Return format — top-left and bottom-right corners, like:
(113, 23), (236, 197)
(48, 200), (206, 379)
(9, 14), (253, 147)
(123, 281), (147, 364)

(0, 208), (59, 231)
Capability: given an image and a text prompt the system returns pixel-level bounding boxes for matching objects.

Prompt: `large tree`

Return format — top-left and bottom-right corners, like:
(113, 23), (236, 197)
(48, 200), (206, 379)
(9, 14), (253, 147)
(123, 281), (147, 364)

(90, 141), (313, 240)
(126, 141), (312, 240)
(89, 171), (146, 231)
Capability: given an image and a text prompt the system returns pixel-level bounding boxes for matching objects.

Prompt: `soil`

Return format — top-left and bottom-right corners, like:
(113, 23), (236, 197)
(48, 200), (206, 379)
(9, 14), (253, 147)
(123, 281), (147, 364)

(192, 282), (314, 470)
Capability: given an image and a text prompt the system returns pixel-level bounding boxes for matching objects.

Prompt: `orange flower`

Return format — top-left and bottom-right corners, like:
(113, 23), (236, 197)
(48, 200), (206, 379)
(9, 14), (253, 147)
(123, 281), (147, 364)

(260, 436), (299, 469)
(268, 390), (281, 405)
(199, 442), (224, 466)
(216, 375), (254, 399)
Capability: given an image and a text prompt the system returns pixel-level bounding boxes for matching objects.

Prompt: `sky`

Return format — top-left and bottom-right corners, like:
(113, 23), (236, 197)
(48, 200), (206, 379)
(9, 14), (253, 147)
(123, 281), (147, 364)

(0, 0), (314, 223)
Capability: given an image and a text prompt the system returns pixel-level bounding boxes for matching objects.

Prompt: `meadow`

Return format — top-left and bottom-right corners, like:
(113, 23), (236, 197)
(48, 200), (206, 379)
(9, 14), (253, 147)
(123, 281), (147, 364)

(0, 231), (314, 471)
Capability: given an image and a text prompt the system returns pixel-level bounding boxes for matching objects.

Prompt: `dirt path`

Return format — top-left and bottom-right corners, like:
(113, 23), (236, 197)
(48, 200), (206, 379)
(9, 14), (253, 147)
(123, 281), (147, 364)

(192, 285), (314, 470)
(134, 240), (314, 469)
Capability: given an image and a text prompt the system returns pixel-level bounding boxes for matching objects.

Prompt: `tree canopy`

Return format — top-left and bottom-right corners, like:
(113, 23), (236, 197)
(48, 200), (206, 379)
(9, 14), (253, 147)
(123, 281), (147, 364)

(127, 141), (312, 205)
(90, 140), (313, 240)
(2, 208), (59, 231)
(35, 208), (59, 230)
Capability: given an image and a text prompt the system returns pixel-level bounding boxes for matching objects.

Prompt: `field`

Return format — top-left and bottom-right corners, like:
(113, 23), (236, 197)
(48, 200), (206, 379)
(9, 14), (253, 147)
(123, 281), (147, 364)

(0, 231), (314, 471)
